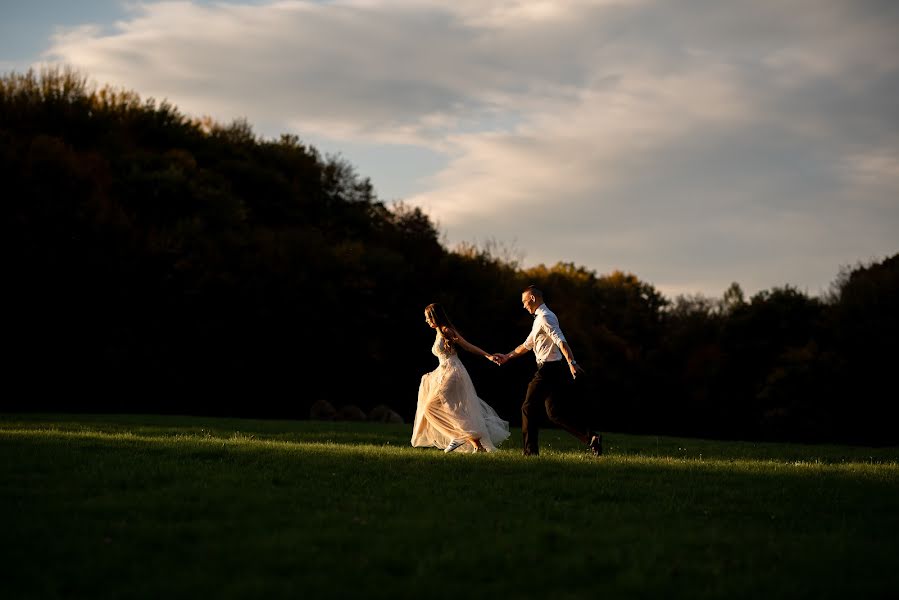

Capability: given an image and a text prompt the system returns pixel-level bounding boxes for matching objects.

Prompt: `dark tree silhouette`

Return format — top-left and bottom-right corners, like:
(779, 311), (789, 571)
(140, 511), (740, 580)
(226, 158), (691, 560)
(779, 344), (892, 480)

(3, 67), (896, 444)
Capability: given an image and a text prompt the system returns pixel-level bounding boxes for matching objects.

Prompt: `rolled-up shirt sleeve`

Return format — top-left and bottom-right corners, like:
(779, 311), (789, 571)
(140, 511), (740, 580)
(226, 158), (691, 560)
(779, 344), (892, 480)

(523, 306), (567, 363)
(522, 326), (536, 351)
(542, 312), (568, 348)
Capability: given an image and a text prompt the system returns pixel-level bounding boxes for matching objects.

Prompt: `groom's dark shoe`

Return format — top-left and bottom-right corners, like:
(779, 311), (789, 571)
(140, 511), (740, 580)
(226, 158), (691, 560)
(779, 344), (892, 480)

(588, 433), (603, 457)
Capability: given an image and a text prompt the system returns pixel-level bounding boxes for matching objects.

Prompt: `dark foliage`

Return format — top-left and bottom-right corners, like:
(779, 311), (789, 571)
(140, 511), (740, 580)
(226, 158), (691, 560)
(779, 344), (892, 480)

(3, 68), (896, 444)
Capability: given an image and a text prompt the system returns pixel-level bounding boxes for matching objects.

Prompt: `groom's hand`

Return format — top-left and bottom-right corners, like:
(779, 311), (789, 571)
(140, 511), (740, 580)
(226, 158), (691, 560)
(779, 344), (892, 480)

(569, 362), (585, 379)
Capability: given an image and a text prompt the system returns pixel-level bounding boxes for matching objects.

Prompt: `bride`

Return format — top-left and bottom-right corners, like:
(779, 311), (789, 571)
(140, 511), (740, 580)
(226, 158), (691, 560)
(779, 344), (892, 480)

(411, 303), (510, 453)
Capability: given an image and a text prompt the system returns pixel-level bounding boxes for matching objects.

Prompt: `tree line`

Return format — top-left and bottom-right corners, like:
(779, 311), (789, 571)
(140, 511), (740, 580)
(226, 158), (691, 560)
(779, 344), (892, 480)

(3, 68), (896, 445)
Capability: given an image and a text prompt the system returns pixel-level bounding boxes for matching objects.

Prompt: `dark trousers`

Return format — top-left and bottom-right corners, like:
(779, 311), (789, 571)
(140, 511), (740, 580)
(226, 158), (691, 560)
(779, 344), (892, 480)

(522, 360), (592, 455)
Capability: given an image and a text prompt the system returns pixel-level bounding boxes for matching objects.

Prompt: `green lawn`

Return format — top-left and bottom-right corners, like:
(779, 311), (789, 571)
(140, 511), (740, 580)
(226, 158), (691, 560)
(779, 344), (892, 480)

(2, 414), (898, 599)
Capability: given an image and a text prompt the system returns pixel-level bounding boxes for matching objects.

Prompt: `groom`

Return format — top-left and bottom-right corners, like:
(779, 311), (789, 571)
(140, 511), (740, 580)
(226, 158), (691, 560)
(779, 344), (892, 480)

(495, 285), (602, 457)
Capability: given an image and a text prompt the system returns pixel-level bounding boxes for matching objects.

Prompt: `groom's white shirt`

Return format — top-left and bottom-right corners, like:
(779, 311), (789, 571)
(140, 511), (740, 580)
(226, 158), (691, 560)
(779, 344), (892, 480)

(523, 304), (567, 364)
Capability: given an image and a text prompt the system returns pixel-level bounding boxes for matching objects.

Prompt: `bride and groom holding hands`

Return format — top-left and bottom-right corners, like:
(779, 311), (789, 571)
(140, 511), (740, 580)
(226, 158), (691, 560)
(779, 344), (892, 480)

(411, 285), (604, 457)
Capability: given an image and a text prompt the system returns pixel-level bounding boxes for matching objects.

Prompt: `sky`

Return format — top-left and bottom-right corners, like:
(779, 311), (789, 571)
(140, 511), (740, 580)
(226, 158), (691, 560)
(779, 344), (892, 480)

(3, 0), (897, 299)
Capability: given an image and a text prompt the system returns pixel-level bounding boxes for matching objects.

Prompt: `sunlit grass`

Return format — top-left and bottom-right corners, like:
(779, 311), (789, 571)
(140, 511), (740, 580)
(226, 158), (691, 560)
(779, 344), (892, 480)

(2, 424), (897, 471)
(2, 414), (898, 599)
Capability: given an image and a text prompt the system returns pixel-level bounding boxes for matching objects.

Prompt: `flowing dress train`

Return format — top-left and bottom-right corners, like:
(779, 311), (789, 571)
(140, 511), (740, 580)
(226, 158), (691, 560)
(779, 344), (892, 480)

(411, 332), (510, 453)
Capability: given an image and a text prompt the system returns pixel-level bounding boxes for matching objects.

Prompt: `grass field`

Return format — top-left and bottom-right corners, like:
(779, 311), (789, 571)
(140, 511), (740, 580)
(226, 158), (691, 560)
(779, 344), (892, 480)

(2, 414), (898, 599)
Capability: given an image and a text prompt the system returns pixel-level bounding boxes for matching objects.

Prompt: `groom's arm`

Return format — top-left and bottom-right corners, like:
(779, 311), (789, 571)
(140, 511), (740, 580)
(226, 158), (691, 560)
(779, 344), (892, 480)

(558, 340), (585, 378)
(500, 344), (530, 364)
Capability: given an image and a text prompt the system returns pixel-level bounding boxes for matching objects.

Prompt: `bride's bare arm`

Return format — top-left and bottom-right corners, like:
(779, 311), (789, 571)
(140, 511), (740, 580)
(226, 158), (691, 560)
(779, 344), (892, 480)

(442, 327), (495, 360)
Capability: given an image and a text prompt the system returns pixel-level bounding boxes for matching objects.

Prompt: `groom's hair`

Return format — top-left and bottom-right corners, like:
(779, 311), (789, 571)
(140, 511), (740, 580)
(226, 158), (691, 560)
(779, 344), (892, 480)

(523, 285), (543, 300)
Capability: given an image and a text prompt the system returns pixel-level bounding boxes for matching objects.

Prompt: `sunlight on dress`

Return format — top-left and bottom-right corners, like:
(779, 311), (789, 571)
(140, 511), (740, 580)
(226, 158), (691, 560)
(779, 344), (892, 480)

(411, 333), (510, 453)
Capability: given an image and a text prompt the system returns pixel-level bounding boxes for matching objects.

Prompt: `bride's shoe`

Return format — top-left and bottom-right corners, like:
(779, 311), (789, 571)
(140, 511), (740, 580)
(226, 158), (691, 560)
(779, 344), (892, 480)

(444, 439), (466, 453)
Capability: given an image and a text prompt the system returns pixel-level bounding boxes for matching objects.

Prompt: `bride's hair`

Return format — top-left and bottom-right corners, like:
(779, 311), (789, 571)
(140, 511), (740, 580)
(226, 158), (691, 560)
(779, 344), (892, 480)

(425, 303), (459, 345)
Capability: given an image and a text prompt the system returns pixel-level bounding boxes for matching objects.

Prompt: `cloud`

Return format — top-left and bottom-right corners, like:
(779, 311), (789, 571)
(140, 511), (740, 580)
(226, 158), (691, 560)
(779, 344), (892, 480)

(38, 0), (899, 297)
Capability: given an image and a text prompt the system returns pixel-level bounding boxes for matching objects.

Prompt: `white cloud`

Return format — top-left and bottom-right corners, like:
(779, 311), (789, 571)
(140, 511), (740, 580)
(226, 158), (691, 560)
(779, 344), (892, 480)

(38, 0), (899, 297)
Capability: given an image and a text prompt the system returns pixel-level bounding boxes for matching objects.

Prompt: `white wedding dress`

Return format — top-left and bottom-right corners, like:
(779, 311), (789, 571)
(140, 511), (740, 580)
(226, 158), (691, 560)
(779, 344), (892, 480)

(411, 332), (510, 453)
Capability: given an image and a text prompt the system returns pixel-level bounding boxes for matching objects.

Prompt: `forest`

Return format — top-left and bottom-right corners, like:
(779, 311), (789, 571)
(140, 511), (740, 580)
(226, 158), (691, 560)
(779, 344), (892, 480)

(3, 68), (897, 444)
